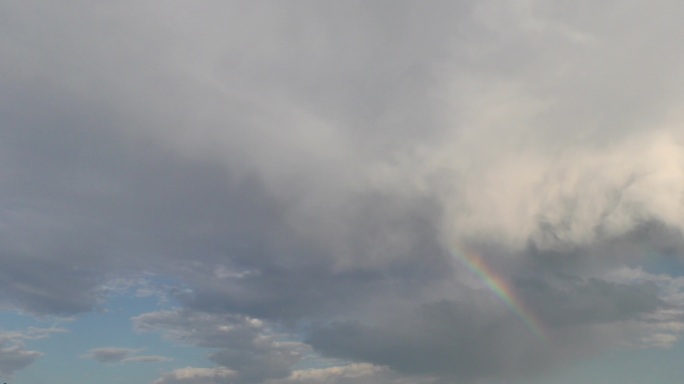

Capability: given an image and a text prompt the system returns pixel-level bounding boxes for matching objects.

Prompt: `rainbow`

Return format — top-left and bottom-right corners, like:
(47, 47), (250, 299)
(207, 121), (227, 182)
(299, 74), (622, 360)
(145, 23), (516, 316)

(452, 246), (547, 341)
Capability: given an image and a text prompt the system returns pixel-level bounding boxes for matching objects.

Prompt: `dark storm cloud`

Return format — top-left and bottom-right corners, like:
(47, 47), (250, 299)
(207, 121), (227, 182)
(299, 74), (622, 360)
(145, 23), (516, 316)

(0, 108), (288, 316)
(307, 298), (560, 383)
(0, 53), (293, 316)
(3, 1), (684, 383)
(171, 192), (451, 322)
(306, 280), (667, 383)
(519, 277), (662, 327)
(303, 237), (676, 382)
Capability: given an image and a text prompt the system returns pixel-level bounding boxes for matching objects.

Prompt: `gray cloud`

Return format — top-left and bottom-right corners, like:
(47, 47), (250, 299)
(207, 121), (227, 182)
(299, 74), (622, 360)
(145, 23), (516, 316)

(308, 300), (561, 383)
(0, 343), (41, 379)
(0, 332), (44, 378)
(520, 276), (663, 327)
(134, 309), (307, 383)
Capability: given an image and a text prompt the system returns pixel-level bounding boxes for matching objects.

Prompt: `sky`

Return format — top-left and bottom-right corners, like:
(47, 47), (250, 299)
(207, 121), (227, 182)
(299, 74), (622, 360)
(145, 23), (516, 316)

(3, 1), (684, 383)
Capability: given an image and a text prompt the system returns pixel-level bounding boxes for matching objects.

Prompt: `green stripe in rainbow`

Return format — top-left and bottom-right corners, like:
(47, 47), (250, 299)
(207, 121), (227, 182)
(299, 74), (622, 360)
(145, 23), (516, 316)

(452, 246), (547, 341)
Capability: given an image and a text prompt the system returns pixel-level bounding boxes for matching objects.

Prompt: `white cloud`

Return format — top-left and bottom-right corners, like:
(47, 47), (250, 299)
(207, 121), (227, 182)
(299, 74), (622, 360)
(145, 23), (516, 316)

(434, 131), (684, 249)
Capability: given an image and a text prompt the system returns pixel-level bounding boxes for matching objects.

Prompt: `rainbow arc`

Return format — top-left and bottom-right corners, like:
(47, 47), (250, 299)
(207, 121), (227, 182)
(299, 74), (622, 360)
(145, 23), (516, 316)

(453, 246), (547, 341)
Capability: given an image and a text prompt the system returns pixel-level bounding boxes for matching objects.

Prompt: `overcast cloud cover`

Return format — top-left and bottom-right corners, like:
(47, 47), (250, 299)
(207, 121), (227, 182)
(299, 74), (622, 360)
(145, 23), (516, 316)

(3, 1), (684, 383)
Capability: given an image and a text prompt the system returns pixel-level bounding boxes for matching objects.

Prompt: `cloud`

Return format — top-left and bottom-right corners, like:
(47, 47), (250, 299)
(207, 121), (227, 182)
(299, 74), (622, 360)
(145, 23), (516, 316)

(84, 347), (171, 364)
(3, 0), (684, 383)
(122, 355), (173, 363)
(0, 343), (41, 379)
(307, 300), (562, 382)
(520, 276), (662, 327)
(156, 363), (436, 384)
(83, 348), (140, 364)
(134, 309), (307, 383)
(436, 132), (684, 250)
(266, 364), (437, 384)
(0, 332), (44, 378)
(154, 366), (236, 384)
(603, 266), (684, 348)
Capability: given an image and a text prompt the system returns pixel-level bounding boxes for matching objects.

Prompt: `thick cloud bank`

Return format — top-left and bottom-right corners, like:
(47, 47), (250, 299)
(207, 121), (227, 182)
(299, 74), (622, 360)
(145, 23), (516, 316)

(3, 1), (684, 383)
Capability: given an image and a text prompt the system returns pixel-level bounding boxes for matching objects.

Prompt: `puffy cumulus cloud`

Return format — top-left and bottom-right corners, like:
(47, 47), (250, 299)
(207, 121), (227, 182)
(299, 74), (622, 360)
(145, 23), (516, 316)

(437, 132), (684, 250)
(154, 366), (236, 384)
(135, 309), (307, 383)
(3, 0), (684, 383)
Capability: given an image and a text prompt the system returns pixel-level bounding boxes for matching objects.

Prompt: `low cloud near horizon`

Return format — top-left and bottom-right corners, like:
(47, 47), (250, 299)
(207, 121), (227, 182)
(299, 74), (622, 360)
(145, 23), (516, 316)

(3, 1), (684, 383)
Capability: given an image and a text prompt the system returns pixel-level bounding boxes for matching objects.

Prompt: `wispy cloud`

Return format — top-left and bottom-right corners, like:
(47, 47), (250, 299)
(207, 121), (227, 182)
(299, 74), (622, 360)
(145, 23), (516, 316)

(82, 348), (140, 364)
(123, 355), (173, 364)
(83, 347), (171, 365)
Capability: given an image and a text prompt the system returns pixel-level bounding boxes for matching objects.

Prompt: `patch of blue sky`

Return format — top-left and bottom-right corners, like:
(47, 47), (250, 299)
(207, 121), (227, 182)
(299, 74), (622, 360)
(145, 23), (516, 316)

(619, 242), (684, 278)
(0, 310), (51, 332)
(524, 341), (684, 384)
(4, 279), (209, 384)
(639, 252), (684, 277)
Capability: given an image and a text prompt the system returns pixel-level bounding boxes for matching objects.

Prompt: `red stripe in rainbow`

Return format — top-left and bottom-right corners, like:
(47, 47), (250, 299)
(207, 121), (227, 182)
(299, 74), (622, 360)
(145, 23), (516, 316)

(453, 246), (547, 341)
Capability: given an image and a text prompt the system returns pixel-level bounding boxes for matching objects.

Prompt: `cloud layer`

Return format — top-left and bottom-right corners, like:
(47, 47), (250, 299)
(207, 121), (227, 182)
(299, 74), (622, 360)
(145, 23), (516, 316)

(3, 1), (684, 383)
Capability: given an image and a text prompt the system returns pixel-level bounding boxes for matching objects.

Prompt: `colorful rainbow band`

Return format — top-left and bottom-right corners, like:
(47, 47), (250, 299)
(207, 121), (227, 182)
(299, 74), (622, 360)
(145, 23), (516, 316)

(452, 246), (547, 341)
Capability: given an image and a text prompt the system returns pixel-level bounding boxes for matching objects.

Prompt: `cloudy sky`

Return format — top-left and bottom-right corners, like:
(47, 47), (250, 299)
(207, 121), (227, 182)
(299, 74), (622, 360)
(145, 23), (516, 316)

(3, 1), (684, 383)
